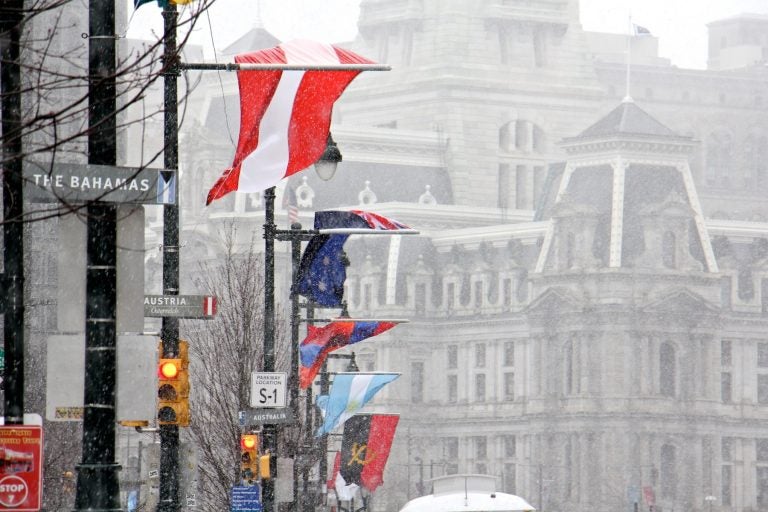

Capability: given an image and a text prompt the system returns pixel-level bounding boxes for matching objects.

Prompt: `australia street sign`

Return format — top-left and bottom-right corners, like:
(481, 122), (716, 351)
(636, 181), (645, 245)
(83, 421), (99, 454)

(24, 162), (176, 205)
(144, 295), (217, 319)
(242, 407), (295, 426)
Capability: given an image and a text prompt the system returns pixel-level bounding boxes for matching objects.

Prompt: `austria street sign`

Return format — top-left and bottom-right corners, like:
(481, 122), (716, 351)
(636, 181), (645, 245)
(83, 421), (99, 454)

(144, 295), (217, 319)
(23, 162), (176, 205)
(0, 425), (43, 511)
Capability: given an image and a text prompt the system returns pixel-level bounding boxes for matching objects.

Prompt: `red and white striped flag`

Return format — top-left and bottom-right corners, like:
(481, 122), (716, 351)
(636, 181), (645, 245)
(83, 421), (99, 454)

(206, 40), (374, 205)
(203, 296), (217, 317)
(283, 184), (300, 225)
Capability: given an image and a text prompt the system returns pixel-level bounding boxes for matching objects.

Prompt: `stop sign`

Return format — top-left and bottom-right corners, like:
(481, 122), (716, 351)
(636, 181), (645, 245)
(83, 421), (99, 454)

(0, 475), (29, 507)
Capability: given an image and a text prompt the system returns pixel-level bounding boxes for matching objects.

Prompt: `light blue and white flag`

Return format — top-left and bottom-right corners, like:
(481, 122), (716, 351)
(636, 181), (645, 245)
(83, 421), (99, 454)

(315, 372), (400, 437)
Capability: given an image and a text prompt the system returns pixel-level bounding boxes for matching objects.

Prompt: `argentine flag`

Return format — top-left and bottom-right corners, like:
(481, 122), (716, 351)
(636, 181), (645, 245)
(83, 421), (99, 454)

(315, 372), (400, 437)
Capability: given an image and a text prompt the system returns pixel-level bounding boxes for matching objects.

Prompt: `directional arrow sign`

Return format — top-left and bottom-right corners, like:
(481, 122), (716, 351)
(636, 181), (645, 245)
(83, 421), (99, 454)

(24, 162), (176, 205)
(144, 295), (217, 319)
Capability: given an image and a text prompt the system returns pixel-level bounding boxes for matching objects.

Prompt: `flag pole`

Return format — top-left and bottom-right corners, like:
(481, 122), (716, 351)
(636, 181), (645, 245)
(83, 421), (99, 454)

(625, 14), (633, 102)
(181, 62), (391, 72)
(318, 228), (420, 235)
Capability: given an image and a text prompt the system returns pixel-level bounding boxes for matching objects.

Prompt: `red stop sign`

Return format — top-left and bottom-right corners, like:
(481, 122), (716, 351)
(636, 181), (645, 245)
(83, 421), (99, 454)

(0, 475), (29, 507)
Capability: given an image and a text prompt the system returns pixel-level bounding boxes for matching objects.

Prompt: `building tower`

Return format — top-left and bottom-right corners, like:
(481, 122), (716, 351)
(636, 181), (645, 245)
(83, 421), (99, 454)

(525, 99), (723, 511)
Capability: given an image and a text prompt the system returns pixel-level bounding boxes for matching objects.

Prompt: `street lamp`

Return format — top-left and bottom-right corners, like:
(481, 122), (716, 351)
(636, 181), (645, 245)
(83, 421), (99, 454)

(704, 494), (716, 512)
(262, 133), (343, 512)
(314, 134), (342, 181)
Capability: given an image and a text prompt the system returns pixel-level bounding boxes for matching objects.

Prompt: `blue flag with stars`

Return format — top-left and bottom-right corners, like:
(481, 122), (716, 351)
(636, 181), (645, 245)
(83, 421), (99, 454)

(293, 210), (411, 307)
(293, 233), (349, 307)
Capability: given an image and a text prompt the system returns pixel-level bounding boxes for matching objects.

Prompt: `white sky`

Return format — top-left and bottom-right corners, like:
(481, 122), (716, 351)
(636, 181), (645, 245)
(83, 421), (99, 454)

(126, 0), (768, 70)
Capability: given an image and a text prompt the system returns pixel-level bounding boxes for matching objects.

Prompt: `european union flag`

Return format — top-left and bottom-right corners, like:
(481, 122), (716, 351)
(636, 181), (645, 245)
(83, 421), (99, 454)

(293, 210), (411, 307)
(293, 233), (349, 307)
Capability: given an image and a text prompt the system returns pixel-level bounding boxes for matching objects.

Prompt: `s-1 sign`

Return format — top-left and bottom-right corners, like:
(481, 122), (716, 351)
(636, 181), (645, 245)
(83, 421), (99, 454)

(250, 372), (287, 408)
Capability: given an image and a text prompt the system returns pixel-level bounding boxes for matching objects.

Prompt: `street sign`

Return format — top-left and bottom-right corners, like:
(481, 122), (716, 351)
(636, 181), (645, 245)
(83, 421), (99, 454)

(250, 372), (287, 408)
(144, 295), (217, 319)
(24, 162), (176, 205)
(0, 425), (43, 511)
(230, 485), (262, 512)
(242, 407), (295, 425)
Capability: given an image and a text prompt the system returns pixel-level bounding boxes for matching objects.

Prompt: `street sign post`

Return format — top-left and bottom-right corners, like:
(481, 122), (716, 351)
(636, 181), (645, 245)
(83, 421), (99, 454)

(23, 162), (176, 205)
(250, 372), (287, 408)
(144, 295), (217, 319)
(241, 408), (295, 426)
(0, 425), (43, 511)
(230, 485), (262, 512)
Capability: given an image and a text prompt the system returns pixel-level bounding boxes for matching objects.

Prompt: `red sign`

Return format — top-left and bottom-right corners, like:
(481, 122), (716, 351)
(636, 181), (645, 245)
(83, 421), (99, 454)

(0, 426), (42, 511)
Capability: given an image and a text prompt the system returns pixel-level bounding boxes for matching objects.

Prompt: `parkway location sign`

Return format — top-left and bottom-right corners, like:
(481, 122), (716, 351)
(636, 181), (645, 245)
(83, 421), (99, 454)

(144, 295), (217, 319)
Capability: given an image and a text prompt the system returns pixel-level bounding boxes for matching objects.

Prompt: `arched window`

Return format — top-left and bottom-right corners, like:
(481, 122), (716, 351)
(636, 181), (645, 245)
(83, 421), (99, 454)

(662, 231), (676, 269)
(660, 444), (677, 498)
(498, 120), (546, 153)
(564, 340), (575, 395)
(706, 131), (732, 186)
(743, 133), (768, 188)
(566, 232), (576, 269)
(660, 342), (676, 397)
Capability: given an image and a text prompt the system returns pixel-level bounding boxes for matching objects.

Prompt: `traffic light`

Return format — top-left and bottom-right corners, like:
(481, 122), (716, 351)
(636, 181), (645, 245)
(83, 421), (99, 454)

(240, 434), (259, 485)
(258, 453), (271, 480)
(157, 340), (190, 426)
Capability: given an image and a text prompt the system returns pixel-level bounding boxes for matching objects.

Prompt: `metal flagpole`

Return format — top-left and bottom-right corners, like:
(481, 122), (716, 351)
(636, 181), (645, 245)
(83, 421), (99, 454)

(625, 15), (633, 101)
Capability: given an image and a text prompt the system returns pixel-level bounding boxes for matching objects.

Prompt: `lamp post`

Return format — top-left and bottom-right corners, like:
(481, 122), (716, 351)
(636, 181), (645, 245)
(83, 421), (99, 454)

(321, 352), (359, 510)
(262, 135), (342, 512)
(704, 495), (716, 512)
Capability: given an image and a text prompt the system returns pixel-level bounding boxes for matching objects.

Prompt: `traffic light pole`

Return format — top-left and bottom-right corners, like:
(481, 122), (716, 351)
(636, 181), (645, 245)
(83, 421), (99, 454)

(159, 4), (181, 512)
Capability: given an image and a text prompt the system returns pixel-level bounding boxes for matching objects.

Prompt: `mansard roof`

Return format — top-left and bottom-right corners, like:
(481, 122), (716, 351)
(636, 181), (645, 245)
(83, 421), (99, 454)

(576, 98), (679, 139)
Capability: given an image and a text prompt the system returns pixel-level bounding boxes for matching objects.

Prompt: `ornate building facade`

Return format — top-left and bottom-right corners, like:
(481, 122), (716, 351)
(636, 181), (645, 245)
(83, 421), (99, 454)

(177, 1), (768, 511)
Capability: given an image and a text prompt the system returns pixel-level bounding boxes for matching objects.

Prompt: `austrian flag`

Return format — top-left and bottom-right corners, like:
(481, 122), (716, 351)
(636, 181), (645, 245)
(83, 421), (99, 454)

(206, 40), (375, 205)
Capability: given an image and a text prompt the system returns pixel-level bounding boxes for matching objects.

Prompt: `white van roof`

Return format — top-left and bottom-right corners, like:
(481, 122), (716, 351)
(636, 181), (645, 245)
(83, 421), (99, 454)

(398, 475), (535, 512)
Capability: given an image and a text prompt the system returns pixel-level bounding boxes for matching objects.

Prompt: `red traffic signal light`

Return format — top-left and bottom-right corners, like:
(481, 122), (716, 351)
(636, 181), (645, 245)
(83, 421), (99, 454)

(159, 360), (180, 380)
(240, 434), (259, 485)
(157, 341), (190, 426)
(241, 434), (258, 451)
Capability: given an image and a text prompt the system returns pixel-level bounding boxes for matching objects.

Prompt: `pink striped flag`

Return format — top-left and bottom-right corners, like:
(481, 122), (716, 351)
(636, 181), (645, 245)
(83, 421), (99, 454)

(206, 40), (374, 205)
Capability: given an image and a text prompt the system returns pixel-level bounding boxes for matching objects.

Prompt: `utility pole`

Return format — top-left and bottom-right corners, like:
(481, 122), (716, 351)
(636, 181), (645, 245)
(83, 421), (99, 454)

(75, 0), (121, 508)
(159, 3), (181, 511)
(0, 0), (25, 426)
